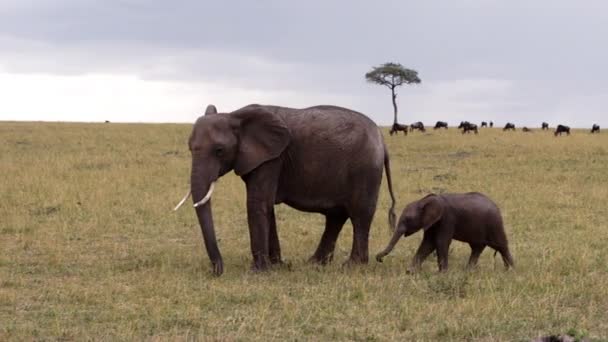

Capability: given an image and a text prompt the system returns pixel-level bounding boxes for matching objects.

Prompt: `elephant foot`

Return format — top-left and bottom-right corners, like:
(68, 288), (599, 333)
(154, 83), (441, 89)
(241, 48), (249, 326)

(211, 260), (224, 276)
(308, 252), (334, 265)
(347, 254), (369, 264)
(250, 263), (269, 273)
(269, 254), (283, 265)
(342, 256), (368, 268)
(250, 255), (271, 273)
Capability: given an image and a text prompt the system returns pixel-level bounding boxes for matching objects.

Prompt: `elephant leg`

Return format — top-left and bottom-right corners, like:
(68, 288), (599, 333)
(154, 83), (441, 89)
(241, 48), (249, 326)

(310, 210), (348, 264)
(348, 209), (376, 264)
(246, 202), (271, 271)
(268, 207), (282, 265)
(435, 238), (452, 272)
(243, 160), (281, 272)
(491, 244), (515, 269)
(408, 234), (436, 272)
(466, 244), (486, 269)
(346, 175), (381, 265)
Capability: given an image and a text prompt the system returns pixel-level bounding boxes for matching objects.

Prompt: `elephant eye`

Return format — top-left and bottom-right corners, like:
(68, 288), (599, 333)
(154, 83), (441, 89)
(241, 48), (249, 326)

(214, 146), (224, 157)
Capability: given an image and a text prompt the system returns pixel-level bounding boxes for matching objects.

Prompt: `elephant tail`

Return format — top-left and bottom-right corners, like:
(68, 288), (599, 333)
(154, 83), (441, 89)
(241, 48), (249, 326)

(383, 142), (397, 231)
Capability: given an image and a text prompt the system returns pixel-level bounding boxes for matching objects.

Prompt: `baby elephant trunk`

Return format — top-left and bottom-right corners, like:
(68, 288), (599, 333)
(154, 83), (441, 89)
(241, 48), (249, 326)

(375, 227), (404, 262)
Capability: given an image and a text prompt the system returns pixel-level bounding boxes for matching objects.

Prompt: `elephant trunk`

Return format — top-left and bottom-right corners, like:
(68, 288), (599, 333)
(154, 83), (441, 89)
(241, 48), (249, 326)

(191, 168), (223, 276)
(375, 225), (405, 262)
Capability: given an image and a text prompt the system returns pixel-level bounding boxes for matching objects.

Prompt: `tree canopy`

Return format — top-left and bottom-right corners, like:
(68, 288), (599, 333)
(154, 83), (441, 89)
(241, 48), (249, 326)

(365, 62), (421, 125)
(365, 62), (421, 89)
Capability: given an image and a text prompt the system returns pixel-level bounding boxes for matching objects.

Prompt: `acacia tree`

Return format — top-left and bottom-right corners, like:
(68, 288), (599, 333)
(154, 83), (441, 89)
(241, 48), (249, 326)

(365, 62), (421, 125)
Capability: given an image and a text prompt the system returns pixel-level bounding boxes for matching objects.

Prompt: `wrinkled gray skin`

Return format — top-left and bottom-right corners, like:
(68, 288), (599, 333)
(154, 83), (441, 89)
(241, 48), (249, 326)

(376, 192), (514, 272)
(188, 104), (396, 276)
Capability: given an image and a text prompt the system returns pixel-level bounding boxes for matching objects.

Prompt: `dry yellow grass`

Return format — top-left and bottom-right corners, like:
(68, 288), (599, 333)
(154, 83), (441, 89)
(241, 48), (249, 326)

(1, 122), (607, 340)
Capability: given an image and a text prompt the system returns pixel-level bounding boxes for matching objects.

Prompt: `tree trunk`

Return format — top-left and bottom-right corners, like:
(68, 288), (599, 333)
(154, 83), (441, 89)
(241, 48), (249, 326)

(391, 86), (398, 125)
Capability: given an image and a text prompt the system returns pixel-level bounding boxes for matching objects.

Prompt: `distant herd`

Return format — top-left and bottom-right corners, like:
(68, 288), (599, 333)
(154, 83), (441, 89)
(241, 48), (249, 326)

(389, 121), (600, 136)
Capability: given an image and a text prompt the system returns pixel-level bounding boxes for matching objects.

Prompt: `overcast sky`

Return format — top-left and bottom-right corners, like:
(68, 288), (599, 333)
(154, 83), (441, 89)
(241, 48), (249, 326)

(1, 0), (606, 127)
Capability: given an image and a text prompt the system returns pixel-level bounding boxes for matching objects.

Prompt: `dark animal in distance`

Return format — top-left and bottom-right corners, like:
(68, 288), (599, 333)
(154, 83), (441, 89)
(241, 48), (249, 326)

(174, 104), (397, 276)
(489, 121), (494, 128)
(481, 121), (488, 127)
(434, 121), (448, 129)
(105, 120), (110, 123)
(542, 122), (549, 130)
(458, 121), (478, 134)
(409, 121), (426, 132)
(591, 124), (600, 133)
(503, 123), (516, 131)
(522, 127), (532, 132)
(389, 123), (408, 136)
(376, 192), (514, 272)
(532, 334), (588, 342)
(554, 124), (570, 136)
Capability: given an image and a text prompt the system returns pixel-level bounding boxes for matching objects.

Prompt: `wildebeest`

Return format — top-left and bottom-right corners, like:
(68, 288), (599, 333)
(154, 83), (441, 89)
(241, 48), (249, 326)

(105, 120), (110, 123)
(409, 121), (426, 132)
(591, 124), (600, 133)
(503, 123), (516, 131)
(434, 121), (448, 129)
(541, 122), (549, 130)
(389, 123), (408, 136)
(458, 121), (478, 134)
(489, 121), (494, 128)
(522, 127), (532, 132)
(554, 124), (570, 136)
(481, 121), (488, 127)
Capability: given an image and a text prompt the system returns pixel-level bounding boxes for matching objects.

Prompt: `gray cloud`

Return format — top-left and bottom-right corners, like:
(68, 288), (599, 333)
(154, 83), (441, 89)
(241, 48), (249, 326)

(1, 0), (607, 126)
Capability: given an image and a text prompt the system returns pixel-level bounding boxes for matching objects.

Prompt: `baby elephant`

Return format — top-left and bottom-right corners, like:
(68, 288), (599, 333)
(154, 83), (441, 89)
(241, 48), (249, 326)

(376, 192), (514, 272)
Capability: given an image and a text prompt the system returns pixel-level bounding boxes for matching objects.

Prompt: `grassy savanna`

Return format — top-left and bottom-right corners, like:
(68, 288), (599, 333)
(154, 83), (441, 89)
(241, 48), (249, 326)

(1, 122), (607, 341)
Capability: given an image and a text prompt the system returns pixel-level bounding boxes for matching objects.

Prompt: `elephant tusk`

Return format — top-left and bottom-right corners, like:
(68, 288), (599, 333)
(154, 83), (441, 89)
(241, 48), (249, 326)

(193, 182), (215, 208)
(173, 190), (191, 211)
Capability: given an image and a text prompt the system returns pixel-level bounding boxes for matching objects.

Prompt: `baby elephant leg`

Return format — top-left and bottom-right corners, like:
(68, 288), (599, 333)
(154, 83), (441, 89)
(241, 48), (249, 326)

(490, 244), (515, 270)
(497, 247), (515, 269)
(435, 238), (451, 272)
(408, 234), (435, 273)
(466, 244), (486, 269)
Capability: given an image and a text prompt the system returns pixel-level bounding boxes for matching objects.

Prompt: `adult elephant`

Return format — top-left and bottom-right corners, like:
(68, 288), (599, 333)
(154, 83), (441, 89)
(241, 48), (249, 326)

(175, 104), (397, 276)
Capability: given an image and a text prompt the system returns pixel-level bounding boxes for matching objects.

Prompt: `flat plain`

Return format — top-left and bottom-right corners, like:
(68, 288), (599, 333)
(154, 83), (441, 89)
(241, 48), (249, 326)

(1, 122), (607, 341)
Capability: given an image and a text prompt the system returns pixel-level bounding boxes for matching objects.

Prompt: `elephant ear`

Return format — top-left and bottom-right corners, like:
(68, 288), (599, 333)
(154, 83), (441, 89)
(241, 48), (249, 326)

(205, 104), (218, 115)
(232, 106), (291, 176)
(420, 194), (443, 231)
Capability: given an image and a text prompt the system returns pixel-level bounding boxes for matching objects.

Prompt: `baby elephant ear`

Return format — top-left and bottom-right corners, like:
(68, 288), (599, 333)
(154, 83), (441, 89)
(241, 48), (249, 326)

(205, 104), (218, 115)
(420, 194), (443, 231)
